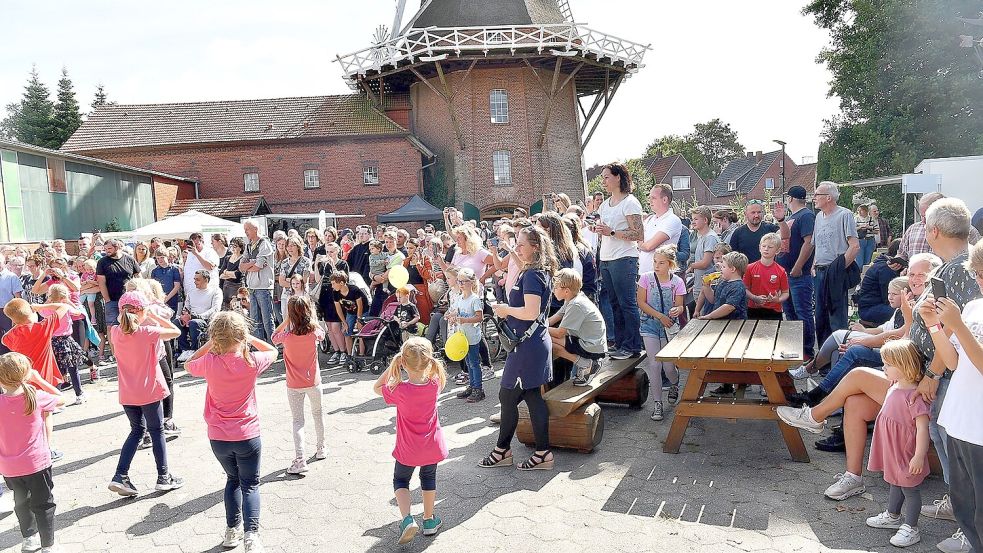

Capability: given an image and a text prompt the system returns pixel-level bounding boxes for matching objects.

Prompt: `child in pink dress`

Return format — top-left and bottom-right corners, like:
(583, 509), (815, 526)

(865, 339), (932, 548)
(373, 337), (448, 545)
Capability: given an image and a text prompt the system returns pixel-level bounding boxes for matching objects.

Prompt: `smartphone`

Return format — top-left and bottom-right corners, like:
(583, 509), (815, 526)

(930, 277), (947, 299)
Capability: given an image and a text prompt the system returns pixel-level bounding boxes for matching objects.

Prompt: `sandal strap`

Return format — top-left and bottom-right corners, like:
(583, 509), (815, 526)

(519, 451), (551, 468)
(481, 448), (510, 466)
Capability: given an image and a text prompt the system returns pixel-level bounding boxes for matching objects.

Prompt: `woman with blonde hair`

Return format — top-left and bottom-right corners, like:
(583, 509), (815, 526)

(186, 311), (278, 551)
(436, 225), (494, 283)
(133, 242), (154, 278)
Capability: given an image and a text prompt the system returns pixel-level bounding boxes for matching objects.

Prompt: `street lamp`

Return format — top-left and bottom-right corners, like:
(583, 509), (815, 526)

(773, 139), (787, 196)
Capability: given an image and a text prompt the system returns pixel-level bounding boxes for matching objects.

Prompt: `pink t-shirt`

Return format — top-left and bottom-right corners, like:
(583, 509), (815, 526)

(452, 249), (491, 279)
(0, 390), (60, 477)
(381, 378), (448, 466)
(38, 307), (79, 337)
(110, 325), (169, 406)
(43, 274), (82, 311)
(186, 350), (277, 441)
(272, 327), (324, 389)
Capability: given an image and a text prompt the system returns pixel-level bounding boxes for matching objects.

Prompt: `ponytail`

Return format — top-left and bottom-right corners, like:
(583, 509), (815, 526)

(119, 310), (141, 334)
(21, 382), (37, 416)
(383, 353), (403, 390)
(425, 357), (447, 391)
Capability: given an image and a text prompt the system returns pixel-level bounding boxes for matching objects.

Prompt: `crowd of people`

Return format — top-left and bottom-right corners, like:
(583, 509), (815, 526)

(0, 165), (979, 551)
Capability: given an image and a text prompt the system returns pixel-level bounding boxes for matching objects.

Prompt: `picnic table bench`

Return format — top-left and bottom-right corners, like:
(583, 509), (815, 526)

(656, 319), (809, 462)
(516, 355), (648, 453)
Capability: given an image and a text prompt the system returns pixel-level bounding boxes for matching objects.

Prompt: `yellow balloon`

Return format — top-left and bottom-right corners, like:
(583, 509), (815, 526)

(388, 265), (410, 289)
(444, 331), (469, 362)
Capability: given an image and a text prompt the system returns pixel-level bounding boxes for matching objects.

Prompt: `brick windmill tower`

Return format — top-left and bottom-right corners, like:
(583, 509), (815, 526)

(336, 0), (648, 220)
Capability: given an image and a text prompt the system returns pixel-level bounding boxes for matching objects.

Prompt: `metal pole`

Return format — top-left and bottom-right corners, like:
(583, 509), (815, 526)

(780, 143), (786, 196)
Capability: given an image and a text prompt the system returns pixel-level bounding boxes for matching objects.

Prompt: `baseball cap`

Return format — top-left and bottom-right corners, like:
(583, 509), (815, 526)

(118, 291), (150, 310)
(787, 186), (807, 200)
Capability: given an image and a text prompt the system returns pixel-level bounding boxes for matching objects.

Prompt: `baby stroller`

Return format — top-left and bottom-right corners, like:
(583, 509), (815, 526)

(346, 294), (404, 375)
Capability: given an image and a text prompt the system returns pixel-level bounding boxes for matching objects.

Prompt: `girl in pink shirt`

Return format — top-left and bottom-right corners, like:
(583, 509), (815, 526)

(185, 311), (277, 552)
(39, 284), (88, 405)
(107, 291), (183, 498)
(373, 337), (448, 544)
(272, 295), (327, 475)
(0, 352), (65, 552)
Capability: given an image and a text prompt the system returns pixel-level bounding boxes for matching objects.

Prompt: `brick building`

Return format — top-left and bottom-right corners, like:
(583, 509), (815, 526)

(641, 153), (712, 206)
(710, 150), (816, 203)
(62, 95), (433, 229)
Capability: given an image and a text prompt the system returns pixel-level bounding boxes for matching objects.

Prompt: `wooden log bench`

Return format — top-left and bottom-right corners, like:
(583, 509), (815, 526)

(515, 354), (647, 453)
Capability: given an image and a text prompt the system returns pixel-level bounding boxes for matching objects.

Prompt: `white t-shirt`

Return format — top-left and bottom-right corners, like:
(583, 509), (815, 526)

(939, 298), (983, 445)
(184, 246), (220, 292)
(639, 210), (683, 274)
(598, 194), (644, 262)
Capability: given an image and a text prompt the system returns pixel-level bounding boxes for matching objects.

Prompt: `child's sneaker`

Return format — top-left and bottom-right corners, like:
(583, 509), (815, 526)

(315, 447), (327, 460)
(454, 371), (468, 385)
(422, 515), (442, 536)
(866, 510), (904, 529)
(244, 531), (263, 553)
(287, 458), (308, 475)
(466, 389), (486, 403)
(650, 402), (664, 421)
(22, 534), (41, 552)
(480, 366), (495, 381)
(222, 526), (243, 548)
(667, 385), (680, 405)
(109, 475), (138, 497)
(889, 524), (920, 547)
(70, 394), (86, 406)
(327, 351), (340, 365)
(397, 515), (419, 544)
(162, 420), (182, 436)
(155, 473), (184, 491)
(89, 367), (99, 381)
(49, 450), (63, 463)
(39, 546), (61, 553)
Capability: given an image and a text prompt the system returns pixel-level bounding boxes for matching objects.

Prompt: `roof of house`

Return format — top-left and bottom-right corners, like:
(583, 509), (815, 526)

(165, 196), (271, 220)
(642, 155), (680, 182)
(788, 162), (818, 191)
(710, 150), (782, 198)
(61, 94), (408, 152)
(0, 138), (197, 183)
(404, 0), (565, 31)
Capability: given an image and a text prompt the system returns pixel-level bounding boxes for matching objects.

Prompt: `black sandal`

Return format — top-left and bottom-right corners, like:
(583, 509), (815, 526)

(517, 451), (554, 471)
(477, 447), (513, 468)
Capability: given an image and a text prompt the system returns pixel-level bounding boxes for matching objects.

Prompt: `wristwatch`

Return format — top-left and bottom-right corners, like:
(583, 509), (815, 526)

(925, 370), (944, 381)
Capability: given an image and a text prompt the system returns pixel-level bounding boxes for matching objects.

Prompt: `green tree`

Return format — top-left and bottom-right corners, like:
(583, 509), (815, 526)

(9, 65), (58, 148)
(92, 83), (112, 109)
(51, 68), (83, 147)
(586, 158), (653, 206)
(0, 103), (20, 140)
(423, 161), (453, 210)
(643, 119), (745, 182)
(806, 0), (983, 181)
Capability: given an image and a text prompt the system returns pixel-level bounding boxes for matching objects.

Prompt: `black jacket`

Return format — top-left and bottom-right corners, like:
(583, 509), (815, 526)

(819, 254), (861, 322)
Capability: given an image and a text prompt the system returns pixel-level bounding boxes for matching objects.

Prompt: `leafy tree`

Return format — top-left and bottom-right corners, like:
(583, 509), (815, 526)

(807, 0), (983, 182)
(0, 103), (20, 140)
(423, 161), (453, 210)
(7, 65), (58, 148)
(644, 119), (745, 182)
(51, 68), (83, 147)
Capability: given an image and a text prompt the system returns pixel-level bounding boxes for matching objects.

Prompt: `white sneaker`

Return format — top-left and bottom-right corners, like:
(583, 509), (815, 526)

(222, 526), (243, 548)
(824, 472), (865, 501)
(480, 366), (495, 381)
(776, 405), (825, 434)
(177, 351), (194, 363)
(866, 510), (904, 529)
(39, 547), (61, 553)
(70, 394), (87, 406)
(244, 531), (263, 553)
(920, 494), (956, 521)
(650, 402), (664, 421)
(889, 524), (920, 547)
(286, 458), (308, 475)
(789, 364), (815, 380)
(22, 534), (41, 552)
(937, 530), (972, 553)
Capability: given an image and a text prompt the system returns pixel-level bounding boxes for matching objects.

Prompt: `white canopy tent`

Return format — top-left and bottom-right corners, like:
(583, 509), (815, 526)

(100, 210), (246, 242)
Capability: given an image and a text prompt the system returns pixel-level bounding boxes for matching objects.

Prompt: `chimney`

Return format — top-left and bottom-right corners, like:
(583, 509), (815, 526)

(755, 151), (763, 162)
(746, 151), (754, 159)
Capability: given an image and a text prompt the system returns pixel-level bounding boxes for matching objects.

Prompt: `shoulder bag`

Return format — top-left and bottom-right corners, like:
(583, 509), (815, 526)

(498, 271), (551, 353)
(654, 272), (681, 340)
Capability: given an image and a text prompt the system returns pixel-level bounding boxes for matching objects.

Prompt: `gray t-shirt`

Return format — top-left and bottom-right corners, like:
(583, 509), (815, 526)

(557, 292), (607, 354)
(813, 206), (858, 266)
(691, 230), (720, 296)
(244, 237), (275, 290)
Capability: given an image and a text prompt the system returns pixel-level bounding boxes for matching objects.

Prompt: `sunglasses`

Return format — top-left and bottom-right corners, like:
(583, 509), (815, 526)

(746, 200), (764, 206)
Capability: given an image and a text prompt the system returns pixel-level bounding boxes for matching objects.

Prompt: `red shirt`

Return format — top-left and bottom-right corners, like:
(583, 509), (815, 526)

(1, 318), (63, 388)
(743, 260), (789, 313)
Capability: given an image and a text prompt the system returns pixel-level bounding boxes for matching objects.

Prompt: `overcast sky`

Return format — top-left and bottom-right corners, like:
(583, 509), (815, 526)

(2, 0), (838, 167)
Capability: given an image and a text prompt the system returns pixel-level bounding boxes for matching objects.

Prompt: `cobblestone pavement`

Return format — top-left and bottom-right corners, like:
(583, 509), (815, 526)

(0, 358), (957, 552)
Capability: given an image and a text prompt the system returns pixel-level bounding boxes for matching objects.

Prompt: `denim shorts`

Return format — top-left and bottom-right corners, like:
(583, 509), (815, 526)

(344, 313), (358, 336)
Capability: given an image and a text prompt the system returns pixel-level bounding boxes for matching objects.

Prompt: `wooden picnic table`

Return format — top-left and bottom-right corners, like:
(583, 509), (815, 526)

(656, 319), (809, 462)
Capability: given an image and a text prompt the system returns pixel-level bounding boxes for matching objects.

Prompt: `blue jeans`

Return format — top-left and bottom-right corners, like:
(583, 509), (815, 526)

(929, 377), (951, 484)
(248, 289), (274, 343)
(858, 304), (894, 326)
(465, 344), (482, 389)
(814, 268), (848, 349)
(178, 319), (208, 353)
(783, 274), (816, 358)
(818, 345), (883, 393)
(600, 256), (641, 354)
(859, 237), (876, 267)
(597, 282), (616, 342)
(210, 437), (262, 532)
(104, 300), (120, 328)
(115, 402), (167, 478)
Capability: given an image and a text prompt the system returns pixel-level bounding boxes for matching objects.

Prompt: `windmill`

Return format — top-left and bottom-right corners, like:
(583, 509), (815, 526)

(336, 0), (649, 219)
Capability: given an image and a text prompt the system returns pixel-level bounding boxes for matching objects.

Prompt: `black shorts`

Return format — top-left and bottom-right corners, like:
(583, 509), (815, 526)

(564, 335), (605, 360)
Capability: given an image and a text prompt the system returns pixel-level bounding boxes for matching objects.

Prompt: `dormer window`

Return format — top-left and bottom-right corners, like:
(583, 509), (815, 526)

(727, 181), (737, 192)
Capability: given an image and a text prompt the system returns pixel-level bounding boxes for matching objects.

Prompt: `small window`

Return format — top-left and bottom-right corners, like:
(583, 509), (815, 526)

(487, 31), (508, 44)
(727, 180), (737, 192)
(493, 150), (512, 186)
(490, 89), (509, 124)
(363, 162), (379, 186)
(765, 178), (775, 190)
(672, 176), (691, 191)
(244, 173), (260, 192)
(304, 170), (320, 189)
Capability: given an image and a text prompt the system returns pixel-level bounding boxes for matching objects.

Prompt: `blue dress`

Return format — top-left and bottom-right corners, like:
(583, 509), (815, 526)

(501, 270), (552, 390)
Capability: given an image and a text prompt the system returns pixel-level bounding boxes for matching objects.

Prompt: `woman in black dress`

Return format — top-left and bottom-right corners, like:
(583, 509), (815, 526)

(219, 237), (245, 308)
(313, 241), (349, 363)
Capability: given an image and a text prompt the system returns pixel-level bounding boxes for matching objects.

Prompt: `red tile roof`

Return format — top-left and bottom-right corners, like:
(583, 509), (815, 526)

(642, 155), (680, 182)
(62, 95), (407, 152)
(789, 162), (818, 192)
(166, 196), (270, 220)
